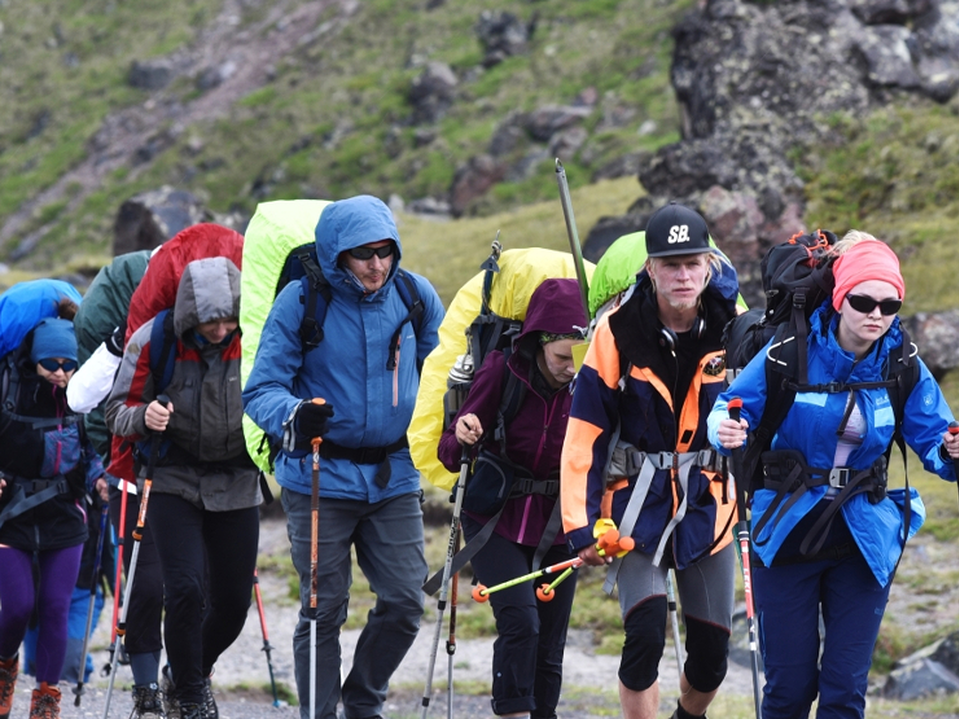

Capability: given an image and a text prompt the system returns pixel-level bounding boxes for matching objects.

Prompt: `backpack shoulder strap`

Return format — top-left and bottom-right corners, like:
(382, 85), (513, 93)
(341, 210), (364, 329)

(387, 269), (426, 372)
(149, 309), (177, 395)
(298, 266), (332, 351)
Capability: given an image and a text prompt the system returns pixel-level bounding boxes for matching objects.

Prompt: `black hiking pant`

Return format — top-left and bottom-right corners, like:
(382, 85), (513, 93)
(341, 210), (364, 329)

(149, 493), (259, 705)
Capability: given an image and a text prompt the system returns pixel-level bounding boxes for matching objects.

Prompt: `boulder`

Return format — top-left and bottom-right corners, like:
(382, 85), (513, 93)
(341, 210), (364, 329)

(409, 61), (458, 125)
(128, 58), (174, 90)
(475, 10), (536, 67)
(449, 154), (508, 217)
(112, 187), (209, 256)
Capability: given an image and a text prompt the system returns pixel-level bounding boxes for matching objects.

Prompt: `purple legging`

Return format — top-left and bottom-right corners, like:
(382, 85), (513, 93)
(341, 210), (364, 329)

(0, 543), (83, 684)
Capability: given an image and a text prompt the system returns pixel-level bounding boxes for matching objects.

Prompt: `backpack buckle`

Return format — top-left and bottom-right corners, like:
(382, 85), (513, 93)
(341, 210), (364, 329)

(828, 468), (850, 488)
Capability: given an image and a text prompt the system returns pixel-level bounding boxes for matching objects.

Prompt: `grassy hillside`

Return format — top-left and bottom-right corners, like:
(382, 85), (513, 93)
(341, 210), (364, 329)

(0, 0), (687, 269)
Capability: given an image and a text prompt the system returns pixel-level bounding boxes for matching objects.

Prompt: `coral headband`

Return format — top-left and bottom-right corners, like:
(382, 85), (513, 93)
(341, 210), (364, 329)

(832, 239), (905, 312)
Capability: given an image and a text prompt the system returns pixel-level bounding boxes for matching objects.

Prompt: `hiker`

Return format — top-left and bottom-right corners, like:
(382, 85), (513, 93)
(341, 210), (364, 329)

(561, 203), (740, 719)
(243, 194), (444, 719)
(107, 256), (260, 719)
(709, 233), (959, 719)
(0, 311), (110, 719)
(438, 277), (586, 719)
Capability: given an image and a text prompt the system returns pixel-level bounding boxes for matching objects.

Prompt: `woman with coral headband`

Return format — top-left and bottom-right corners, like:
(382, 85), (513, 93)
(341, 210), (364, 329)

(709, 231), (959, 719)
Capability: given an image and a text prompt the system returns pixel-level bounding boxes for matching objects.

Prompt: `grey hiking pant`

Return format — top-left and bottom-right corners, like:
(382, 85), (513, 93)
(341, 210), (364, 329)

(283, 489), (427, 719)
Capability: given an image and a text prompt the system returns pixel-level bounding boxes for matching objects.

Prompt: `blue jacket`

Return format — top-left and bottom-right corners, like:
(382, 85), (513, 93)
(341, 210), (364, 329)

(242, 196), (444, 502)
(708, 305), (956, 586)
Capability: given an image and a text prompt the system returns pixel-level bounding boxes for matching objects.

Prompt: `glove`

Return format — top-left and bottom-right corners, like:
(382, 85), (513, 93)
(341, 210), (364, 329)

(106, 325), (126, 357)
(294, 401), (335, 439)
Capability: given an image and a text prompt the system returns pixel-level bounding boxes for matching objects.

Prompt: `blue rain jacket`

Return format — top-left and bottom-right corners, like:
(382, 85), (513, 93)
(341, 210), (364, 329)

(708, 305), (956, 587)
(242, 196), (444, 502)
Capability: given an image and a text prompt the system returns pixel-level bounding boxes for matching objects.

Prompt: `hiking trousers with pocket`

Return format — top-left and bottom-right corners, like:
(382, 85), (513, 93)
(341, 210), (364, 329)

(283, 489), (426, 719)
(754, 517), (891, 719)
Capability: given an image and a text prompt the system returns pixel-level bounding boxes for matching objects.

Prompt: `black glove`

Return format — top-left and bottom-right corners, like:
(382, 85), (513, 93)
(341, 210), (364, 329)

(106, 325), (126, 357)
(294, 401), (335, 439)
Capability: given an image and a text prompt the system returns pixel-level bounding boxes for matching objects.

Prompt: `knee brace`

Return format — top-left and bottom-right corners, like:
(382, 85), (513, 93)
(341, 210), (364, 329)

(683, 615), (730, 693)
(619, 596), (667, 692)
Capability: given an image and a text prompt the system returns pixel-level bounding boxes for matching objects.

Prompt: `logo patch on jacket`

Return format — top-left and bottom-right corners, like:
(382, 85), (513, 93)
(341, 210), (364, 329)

(703, 356), (725, 377)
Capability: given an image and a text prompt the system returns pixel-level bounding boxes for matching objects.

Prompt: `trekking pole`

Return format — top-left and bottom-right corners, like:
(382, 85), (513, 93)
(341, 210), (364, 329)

(666, 569), (684, 685)
(103, 394), (170, 719)
(253, 567), (281, 707)
(948, 422), (959, 509)
(74, 500), (110, 706)
(474, 530), (634, 602)
(727, 397), (763, 719)
(102, 478), (130, 678)
(421, 446), (470, 719)
(309, 400), (325, 719)
(446, 531), (460, 719)
(554, 159), (590, 319)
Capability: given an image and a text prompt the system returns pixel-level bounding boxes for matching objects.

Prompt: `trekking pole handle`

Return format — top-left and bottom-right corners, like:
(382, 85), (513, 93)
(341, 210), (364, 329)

(948, 423), (959, 507)
(727, 397), (743, 423)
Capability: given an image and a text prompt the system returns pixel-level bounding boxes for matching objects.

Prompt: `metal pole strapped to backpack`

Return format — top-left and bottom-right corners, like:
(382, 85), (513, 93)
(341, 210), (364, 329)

(554, 159), (590, 319)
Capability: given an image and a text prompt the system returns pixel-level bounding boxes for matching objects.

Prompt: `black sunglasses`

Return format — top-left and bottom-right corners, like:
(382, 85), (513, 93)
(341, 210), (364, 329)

(845, 294), (902, 316)
(348, 244), (393, 261)
(38, 358), (78, 373)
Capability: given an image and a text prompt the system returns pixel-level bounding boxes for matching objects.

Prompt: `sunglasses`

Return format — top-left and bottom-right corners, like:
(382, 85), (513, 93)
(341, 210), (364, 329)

(348, 244), (393, 261)
(845, 294), (902, 316)
(38, 358), (78, 373)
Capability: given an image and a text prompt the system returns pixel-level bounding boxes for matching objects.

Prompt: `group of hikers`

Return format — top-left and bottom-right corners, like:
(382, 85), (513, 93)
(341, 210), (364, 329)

(0, 192), (957, 719)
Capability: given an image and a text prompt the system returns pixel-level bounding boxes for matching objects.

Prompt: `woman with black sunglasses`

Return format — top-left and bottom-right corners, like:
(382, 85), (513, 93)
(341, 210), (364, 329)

(708, 232), (959, 719)
(0, 310), (109, 719)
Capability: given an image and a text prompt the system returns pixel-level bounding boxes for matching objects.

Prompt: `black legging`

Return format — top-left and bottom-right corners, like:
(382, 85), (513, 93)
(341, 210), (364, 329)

(148, 493), (259, 705)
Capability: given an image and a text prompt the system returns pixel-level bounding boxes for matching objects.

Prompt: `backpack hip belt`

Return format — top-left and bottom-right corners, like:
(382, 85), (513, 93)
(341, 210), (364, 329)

(602, 448), (720, 595)
(755, 449), (888, 557)
(318, 436), (409, 464)
(761, 450), (887, 498)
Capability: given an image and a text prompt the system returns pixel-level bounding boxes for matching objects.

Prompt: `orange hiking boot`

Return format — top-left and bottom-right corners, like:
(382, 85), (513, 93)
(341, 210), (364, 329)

(0, 655), (18, 719)
(29, 682), (61, 719)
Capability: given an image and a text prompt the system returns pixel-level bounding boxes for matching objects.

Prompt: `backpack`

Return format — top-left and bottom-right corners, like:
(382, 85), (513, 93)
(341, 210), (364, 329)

(109, 224), (245, 484)
(722, 230), (920, 518)
(409, 244), (594, 491)
(0, 279), (83, 437)
(239, 199), (426, 473)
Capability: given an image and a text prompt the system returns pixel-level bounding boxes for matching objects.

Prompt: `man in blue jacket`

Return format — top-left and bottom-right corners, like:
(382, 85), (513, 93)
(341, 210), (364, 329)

(243, 195), (444, 719)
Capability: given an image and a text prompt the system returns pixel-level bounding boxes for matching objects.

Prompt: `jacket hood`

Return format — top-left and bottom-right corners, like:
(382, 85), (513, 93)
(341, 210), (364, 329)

(810, 301), (904, 380)
(314, 195), (402, 296)
(514, 278), (588, 349)
(173, 257), (242, 337)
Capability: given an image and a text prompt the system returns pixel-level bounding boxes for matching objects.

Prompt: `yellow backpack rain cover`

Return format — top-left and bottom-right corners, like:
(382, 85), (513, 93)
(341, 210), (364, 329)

(409, 247), (594, 491)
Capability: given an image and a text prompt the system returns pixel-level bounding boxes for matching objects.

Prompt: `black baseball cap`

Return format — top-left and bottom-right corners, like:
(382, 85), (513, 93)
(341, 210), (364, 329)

(644, 202), (711, 258)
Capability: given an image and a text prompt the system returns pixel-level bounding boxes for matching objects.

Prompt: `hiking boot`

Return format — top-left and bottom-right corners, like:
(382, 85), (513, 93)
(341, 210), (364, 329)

(200, 677), (217, 719)
(160, 666), (180, 719)
(177, 702), (208, 719)
(0, 655), (18, 719)
(29, 682), (61, 719)
(130, 682), (166, 719)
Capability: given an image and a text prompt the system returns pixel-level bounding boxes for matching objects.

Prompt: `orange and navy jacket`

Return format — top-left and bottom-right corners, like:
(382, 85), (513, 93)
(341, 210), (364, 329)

(561, 279), (737, 569)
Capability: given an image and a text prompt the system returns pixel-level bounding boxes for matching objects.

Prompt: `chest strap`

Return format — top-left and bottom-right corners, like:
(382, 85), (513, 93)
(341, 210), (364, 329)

(0, 474), (71, 530)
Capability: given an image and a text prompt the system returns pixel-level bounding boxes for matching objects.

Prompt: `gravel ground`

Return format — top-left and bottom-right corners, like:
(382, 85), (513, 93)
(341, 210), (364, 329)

(11, 510), (951, 719)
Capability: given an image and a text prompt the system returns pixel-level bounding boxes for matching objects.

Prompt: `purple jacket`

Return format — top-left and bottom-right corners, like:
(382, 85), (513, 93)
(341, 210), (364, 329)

(438, 278), (587, 546)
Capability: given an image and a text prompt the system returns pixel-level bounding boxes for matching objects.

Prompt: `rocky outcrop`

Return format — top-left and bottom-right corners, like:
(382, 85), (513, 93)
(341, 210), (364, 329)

(587, 0), (959, 305)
